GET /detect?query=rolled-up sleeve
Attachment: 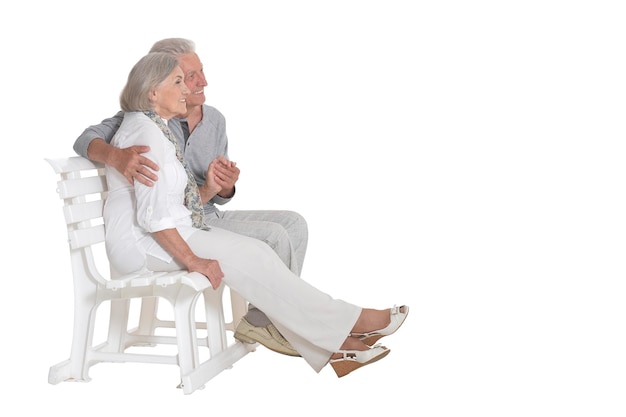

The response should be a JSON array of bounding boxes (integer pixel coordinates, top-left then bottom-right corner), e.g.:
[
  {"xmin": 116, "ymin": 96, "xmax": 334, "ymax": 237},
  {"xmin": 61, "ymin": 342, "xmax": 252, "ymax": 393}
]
[
  {"xmin": 133, "ymin": 125, "xmax": 181, "ymax": 233},
  {"xmin": 73, "ymin": 112, "xmax": 125, "ymax": 158}
]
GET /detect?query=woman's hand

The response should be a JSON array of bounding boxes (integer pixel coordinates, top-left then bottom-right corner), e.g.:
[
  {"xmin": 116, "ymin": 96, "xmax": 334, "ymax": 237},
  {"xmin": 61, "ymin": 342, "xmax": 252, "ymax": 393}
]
[
  {"xmin": 152, "ymin": 229, "xmax": 224, "ymax": 289},
  {"xmin": 187, "ymin": 256, "xmax": 224, "ymax": 289}
]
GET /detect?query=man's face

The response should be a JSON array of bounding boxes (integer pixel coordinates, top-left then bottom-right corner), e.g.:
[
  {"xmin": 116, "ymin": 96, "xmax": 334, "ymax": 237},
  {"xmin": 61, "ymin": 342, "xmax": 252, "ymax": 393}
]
[{"xmin": 178, "ymin": 53, "xmax": 207, "ymax": 108}]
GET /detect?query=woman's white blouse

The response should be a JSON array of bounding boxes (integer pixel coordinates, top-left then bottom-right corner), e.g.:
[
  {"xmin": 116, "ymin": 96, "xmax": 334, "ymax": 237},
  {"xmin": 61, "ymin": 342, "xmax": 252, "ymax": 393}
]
[{"xmin": 103, "ymin": 112, "xmax": 196, "ymax": 275}]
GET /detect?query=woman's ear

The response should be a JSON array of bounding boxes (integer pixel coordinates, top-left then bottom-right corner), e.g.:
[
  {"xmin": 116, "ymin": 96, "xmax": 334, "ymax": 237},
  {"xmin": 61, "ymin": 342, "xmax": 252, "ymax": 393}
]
[{"xmin": 148, "ymin": 89, "xmax": 158, "ymax": 103}]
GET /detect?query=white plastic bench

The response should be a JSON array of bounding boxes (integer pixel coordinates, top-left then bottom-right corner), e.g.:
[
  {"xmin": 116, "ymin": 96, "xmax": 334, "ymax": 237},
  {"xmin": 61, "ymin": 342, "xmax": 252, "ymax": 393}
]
[{"xmin": 46, "ymin": 156, "xmax": 255, "ymax": 394}]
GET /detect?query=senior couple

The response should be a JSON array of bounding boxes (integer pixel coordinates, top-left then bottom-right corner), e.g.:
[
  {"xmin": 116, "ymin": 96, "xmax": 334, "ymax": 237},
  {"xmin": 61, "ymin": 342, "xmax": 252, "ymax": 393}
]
[{"xmin": 73, "ymin": 38, "xmax": 408, "ymax": 377}]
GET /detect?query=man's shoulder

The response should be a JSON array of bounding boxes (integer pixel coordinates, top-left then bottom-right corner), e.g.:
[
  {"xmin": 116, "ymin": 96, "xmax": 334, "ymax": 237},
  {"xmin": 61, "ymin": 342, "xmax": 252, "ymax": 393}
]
[
  {"xmin": 199, "ymin": 105, "xmax": 226, "ymax": 132},
  {"xmin": 202, "ymin": 104, "xmax": 226, "ymax": 123}
]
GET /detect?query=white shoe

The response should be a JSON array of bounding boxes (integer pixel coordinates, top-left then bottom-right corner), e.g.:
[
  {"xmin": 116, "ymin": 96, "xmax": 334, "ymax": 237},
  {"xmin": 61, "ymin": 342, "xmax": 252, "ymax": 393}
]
[{"xmin": 329, "ymin": 344, "xmax": 390, "ymax": 378}]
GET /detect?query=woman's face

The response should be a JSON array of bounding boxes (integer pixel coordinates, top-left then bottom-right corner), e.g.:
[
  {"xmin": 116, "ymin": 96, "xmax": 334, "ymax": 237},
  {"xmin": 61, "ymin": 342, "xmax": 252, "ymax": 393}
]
[{"xmin": 152, "ymin": 66, "xmax": 190, "ymax": 120}]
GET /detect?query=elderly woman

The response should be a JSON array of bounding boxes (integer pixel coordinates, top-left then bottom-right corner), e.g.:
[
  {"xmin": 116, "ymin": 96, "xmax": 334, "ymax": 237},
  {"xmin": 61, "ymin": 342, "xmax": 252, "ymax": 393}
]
[{"xmin": 103, "ymin": 52, "xmax": 408, "ymax": 377}]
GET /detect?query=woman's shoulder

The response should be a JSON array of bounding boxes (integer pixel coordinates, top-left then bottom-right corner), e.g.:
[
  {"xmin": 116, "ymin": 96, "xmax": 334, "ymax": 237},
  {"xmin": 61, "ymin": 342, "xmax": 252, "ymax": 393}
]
[
  {"xmin": 121, "ymin": 111, "xmax": 156, "ymax": 127},
  {"xmin": 115, "ymin": 112, "xmax": 164, "ymax": 146}
]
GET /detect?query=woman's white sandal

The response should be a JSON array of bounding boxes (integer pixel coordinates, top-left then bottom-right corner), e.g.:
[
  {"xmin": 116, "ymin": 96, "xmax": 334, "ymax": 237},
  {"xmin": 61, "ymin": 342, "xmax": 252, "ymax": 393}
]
[
  {"xmin": 329, "ymin": 344, "xmax": 390, "ymax": 378},
  {"xmin": 352, "ymin": 305, "xmax": 409, "ymax": 346}
]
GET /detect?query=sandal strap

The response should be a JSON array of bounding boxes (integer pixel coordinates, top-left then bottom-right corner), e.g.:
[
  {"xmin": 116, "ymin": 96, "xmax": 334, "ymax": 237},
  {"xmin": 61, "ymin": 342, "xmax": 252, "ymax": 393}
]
[
  {"xmin": 390, "ymin": 305, "xmax": 402, "ymax": 315},
  {"xmin": 331, "ymin": 344, "xmax": 384, "ymax": 362}
]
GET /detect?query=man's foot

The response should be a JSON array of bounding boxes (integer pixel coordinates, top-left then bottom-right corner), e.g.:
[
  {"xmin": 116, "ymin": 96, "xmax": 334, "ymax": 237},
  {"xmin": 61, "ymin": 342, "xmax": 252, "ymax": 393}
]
[{"xmin": 234, "ymin": 318, "xmax": 300, "ymax": 357}]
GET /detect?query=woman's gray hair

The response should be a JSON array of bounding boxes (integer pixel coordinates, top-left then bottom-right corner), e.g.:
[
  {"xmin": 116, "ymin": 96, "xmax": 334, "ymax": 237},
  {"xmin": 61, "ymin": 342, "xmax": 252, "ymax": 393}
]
[
  {"xmin": 149, "ymin": 38, "xmax": 196, "ymax": 56},
  {"xmin": 120, "ymin": 52, "xmax": 180, "ymax": 112}
]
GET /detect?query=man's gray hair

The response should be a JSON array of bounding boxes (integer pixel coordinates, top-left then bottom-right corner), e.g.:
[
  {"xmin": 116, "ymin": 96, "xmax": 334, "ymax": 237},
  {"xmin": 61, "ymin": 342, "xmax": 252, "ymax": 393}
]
[{"xmin": 149, "ymin": 38, "xmax": 196, "ymax": 56}]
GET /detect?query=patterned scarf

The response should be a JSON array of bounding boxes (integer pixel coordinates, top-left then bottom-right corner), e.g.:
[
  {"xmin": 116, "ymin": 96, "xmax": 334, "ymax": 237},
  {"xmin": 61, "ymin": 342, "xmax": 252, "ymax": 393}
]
[{"xmin": 142, "ymin": 110, "xmax": 209, "ymax": 231}]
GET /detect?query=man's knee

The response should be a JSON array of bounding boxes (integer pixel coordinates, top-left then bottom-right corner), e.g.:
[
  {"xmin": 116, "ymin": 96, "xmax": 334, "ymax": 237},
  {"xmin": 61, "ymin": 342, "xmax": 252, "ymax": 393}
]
[{"xmin": 284, "ymin": 211, "xmax": 308, "ymax": 235}]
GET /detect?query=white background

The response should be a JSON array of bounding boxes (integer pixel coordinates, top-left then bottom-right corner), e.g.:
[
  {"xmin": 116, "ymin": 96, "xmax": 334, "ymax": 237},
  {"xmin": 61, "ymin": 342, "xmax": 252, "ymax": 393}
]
[{"xmin": 1, "ymin": 1, "xmax": 625, "ymax": 415}]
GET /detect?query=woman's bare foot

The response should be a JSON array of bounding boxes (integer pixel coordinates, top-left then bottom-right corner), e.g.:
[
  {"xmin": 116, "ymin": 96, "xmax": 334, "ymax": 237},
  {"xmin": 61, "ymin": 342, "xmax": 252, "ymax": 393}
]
[
  {"xmin": 350, "ymin": 308, "xmax": 392, "ymax": 335},
  {"xmin": 352, "ymin": 305, "xmax": 409, "ymax": 345}
]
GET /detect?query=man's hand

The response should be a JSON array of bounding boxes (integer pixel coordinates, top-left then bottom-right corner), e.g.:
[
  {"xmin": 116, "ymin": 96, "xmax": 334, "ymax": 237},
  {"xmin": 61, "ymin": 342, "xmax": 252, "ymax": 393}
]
[
  {"xmin": 110, "ymin": 146, "xmax": 159, "ymax": 186},
  {"xmin": 199, "ymin": 156, "xmax": 239, "ymax": 202},
  {"xmin": 86, "ymin": 139, "xmax": 160, "ymax": 186},
  {"xmin": 212, "ymin": 156, "xmax": 239, "ymax": 198},
  {"xmin": 199, "ymin": 162, "xmax": 223, "ymax": 203}
]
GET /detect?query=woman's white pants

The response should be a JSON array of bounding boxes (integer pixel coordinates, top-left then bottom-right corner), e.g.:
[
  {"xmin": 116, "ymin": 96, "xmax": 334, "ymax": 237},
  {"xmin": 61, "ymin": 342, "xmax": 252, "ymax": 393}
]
[{"xmin": 148, "ymin": 226, "xmax": 362, "ymax": 372}]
